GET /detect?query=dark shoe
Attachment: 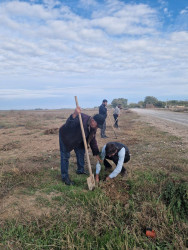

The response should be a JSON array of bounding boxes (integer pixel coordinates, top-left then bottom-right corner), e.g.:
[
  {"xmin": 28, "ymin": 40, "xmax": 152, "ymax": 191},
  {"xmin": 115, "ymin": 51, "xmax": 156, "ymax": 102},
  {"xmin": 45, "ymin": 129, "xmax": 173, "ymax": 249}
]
[
  {"xmin": 101, "ymin": 135, "xmax": 108, "ymax": 138},
  {"xmin": 76, "ymin": 170, "xmax": 89, "ymax": 175},
  {"xmin": 62, "ymin": 177, "xmax": 74, "ymax": 185},
  {"xmin": 120, "ymin": 167, "xmax": 127, "ymax": 177}
]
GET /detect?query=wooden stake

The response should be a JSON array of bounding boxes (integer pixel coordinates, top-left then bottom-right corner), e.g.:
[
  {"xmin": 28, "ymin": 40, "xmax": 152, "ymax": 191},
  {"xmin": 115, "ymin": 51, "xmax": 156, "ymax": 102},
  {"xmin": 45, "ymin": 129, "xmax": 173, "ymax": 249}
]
[{"xmin": 75, "ymin": 96, "xmax": 95, "ymax": 190}]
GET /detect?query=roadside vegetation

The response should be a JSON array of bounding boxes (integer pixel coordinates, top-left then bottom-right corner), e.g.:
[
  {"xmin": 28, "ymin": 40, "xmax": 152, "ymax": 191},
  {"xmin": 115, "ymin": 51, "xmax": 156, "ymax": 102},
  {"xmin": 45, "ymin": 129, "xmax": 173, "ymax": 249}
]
[
  {"xmin": 0, "ymin": 110, "xmax": 187, "ymax": 249},
  {"xmin": 127, "ymin": 96, "xmax": 188, "ymax": 110}
]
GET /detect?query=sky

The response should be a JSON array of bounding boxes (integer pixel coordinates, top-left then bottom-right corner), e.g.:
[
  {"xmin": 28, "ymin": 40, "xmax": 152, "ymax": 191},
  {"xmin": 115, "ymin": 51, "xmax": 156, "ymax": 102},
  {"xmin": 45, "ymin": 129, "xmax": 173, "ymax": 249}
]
[{"xmin": 0, "ymin": 0, "xmax": 188, "ymax": 109}]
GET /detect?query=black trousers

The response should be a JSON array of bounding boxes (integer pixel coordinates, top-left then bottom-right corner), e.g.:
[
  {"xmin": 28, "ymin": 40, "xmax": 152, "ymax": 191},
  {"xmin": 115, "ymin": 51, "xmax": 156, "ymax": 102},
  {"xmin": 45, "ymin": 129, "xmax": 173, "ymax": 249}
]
[
  {"xmin": 100, "ymin": 120, "xmax": 106, "ymax": 137},
  {"xmin": 113, "ymin": 114, "xmax": 118, "ymax": 127}
]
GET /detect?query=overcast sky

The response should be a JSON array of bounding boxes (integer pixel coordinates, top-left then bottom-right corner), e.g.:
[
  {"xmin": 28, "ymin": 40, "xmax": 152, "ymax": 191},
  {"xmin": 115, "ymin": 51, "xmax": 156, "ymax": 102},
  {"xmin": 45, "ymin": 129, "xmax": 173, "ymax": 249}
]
[{"xmin": 0, "ymin": 0, "xmax": 188, "ymax": 109}]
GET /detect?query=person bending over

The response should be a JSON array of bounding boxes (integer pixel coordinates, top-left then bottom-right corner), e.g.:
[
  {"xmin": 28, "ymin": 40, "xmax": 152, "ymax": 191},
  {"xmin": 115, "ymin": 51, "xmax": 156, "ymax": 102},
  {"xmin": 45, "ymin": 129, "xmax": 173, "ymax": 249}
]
[
  {"xmin": 59, "ymin": 107, "xmax": 105, "ymax": 185},
  {"xmin": 95, "ymin": 142, "xmax": 130, "ymax": 182}
]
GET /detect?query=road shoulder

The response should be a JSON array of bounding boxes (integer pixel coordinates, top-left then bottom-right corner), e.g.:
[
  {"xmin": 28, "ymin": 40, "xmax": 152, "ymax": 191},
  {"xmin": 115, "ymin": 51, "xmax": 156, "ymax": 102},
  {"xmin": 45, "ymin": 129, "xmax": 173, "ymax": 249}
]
[{"xmin": 133, "ymin": 110, "xmax": 188, "ymax": 145}]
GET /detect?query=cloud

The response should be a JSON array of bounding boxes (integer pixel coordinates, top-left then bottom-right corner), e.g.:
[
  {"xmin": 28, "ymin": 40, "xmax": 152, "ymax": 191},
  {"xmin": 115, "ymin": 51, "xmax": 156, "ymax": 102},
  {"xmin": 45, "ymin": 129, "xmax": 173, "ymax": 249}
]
[
  {"xmin": 0, "ymin": 86, "xmax": 104, "ymax": 99},
  {"xmin": 43, "ymin": 0, "xmax": 61, "ymax": 9},
  {"xmin": 91, "ymin": 3, "xmax": 158, "ymax": 35},
  {"xmin": 0, "ymin": 0, "xmax": 188, "ymax": 109},
  {"xmin": 79, "ymin": 0, "xmax": 98, "ymax": 8},
  {"xmin": 1, "ymin": 1, "xmax": 54, "ymax": 20},
  {"xmin": 180, "ymin": 7, "xmax": 188, "ymax": 15}
]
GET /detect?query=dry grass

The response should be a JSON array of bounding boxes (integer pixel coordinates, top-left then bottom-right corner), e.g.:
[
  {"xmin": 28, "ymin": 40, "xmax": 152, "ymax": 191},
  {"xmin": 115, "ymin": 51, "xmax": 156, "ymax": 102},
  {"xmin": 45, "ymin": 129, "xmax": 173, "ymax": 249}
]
[
  {"xmin": 0, "ymin": 141, "xmax": 20, "ymax": 151},
  {"xmin": 0, "ymin": 109, "xmax": 187, "ymax": 249}
]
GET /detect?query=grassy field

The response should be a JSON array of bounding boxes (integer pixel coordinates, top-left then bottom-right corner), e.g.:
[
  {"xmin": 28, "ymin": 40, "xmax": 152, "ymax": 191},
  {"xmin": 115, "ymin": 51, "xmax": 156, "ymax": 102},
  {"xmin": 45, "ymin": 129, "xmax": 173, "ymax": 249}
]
[{"xmin": 0, "ymin": 109, "xmax": 187, "ymax": 249}]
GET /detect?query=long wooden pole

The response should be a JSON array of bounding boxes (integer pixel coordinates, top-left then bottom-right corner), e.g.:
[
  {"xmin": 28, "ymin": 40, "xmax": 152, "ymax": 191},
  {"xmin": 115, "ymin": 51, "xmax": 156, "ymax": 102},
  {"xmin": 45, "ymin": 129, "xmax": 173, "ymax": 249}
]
[
  {"xmin": 75, "ymin": 96, "xmax": 93, "ymax": 176},
  {"xmin": 108, "ymin": 109, "xmax": 118, "ymax": 139}
]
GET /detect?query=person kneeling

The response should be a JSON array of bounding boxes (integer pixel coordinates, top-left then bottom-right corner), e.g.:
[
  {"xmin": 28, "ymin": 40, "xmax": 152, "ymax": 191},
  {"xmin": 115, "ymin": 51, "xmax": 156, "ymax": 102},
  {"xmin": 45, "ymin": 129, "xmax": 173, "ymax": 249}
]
[{"xmin": 96, "ymin": 142, "xmax": 130, "ymax": 182}]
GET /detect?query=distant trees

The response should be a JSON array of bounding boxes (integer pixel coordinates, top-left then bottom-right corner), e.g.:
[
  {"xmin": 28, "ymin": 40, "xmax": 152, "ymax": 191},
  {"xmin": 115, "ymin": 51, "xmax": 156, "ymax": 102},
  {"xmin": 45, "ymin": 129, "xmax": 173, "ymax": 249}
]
[
  {"xmin": 128, "ymin": 101, "xmax": 144, "ymax": 108},
  {"xmin": 143, "ymin": 96, "xmax": 165, "ymax": 108},
  {"xmin": 138, "ymin": 101, "xmax": 144, "ymax": 107},
  {"xmin": 112, "ymin": 96, "xmax": 188, "ymax": 109},
  {"xmin": 167, "ymin": 100, "xmax": 188, "ymax": 107},
  {"xmin": 128, "ymin": 103, "xmax": 140, "ymax": 108},
  {"xmin": 155, "ymin": 101, "xmax": 166, "ymax": 108},
  {"xmin": 111, "ymin": 98, "xmax": 128, "ymax": 108},
  {"xmin": 144, "ymin": 96, "xmax": 158, "ymax": 106}
]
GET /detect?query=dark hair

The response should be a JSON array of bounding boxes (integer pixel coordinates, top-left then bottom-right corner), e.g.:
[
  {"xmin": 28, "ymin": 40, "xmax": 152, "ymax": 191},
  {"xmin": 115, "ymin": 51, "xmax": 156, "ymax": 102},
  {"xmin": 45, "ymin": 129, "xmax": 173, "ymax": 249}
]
[
  {"xmin": 105, "ymin": 143, "xmax": 117, "ymax": 156},
  {"xmin": 102, "ymin": 99, "xmax": 108, "ymax": 103},
  {"xmin": 92, "ymin": 114, "xmax": 105, "ymax": 128}
]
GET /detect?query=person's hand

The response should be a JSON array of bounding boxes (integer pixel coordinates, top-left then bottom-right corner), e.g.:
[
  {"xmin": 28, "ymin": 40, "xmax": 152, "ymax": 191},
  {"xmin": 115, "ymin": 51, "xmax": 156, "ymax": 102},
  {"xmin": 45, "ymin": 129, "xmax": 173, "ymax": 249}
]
[
  {"xmin": 72, "ymin": 106, "xmax": 81, "ymax": 118},
  {"xmin": 95, "ymin": 174, "xmax": 99, "ymax": 183},
  {"xmin": 96, "ymin": 155, "xmax": 103, "ymax": 164},
  {"xmin": 106, "ymin": 176, "xmax": 111, "ymax": 181}
]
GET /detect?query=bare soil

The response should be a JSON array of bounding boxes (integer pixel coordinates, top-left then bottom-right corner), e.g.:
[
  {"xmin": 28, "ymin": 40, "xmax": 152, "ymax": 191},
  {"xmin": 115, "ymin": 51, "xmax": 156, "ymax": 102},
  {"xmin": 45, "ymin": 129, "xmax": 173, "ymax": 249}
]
[
  {"xmin": 133, "ymin": 109, "xmax": 188, "ymax": 144},
  {"xmin": 100, "ymin": 178, "xmax": 130, "ymax": 205}
]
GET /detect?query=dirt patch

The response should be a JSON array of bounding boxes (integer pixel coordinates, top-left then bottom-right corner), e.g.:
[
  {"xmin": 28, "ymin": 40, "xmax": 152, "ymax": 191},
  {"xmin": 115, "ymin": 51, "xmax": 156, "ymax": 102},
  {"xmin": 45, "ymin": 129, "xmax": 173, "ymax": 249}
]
[
  {"xmin": 44, "ymin": 128, "xmax": 59, "ymax": 135},
  {"xmin": 100, "ymin": 178, "xmax": 129, "ymax": 205},
  {"xmin": 125, "ymin": 138, "xmax": 139, "ymax": 145},
  {"xmin": 0, "ymin": 141, "xmax": 20, "ymax": 151},
  {"xmin": 0, "ymin": 190, "xmax": 63, "ymax": 220}
]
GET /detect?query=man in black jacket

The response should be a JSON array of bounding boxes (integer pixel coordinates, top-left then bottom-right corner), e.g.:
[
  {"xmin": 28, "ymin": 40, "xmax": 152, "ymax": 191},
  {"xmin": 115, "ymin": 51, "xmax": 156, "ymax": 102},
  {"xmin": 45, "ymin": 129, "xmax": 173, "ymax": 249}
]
[
  {"xmin": 99, "ymin": 99, "xmax": 108, "ymax": 138},
  {"xmin": 59, "ymin": 106, "xmax": 105, "ymax": 185}
]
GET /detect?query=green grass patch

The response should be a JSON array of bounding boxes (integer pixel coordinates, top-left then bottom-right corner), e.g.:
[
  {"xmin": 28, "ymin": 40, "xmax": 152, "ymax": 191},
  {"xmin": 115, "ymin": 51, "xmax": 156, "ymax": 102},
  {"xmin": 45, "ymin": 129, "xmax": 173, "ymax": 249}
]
[
  {"xmin": 161, "ymin": 180, "xmax": 188, "ymax": 220},
  {"xmin": 35, "ymin": 196, "xmax": 51, "ymax": 207}
]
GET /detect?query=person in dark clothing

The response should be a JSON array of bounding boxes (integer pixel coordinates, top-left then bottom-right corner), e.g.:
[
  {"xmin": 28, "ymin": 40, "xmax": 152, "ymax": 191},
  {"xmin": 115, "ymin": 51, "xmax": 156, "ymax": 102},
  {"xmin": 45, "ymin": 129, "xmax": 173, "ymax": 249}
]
[
  {"xmin": 99, "ymin": 99, "xmax": 108, "ymax": 138},
  {"xmin": 95, "ymin": 142, "xmax": 130, "ymax": 182},
  {"xmin": 59, "ymin": 106, "xmax": 105, "ymax": 185}
]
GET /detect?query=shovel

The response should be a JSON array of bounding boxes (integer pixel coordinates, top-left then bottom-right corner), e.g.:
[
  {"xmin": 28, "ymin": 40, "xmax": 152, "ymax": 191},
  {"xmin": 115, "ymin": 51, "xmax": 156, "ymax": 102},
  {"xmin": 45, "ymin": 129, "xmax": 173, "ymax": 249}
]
[
  {"xmin": 75, "ymin": 96, "xmax": 95, "ymax": 190},
  {"xmin": 107, "ymin": 109, "xmax": 118, "ymax": 139}
]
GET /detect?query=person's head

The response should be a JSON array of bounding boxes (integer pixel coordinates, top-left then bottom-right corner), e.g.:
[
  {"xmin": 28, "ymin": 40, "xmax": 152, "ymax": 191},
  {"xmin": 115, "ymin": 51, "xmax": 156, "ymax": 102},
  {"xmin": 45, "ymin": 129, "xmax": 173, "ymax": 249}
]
[
  {"xmin": 105, "ymin": 143, "xmax": 117, "ymax": 157},
  {"xmin": 118, "ymin": 104, "xmax": 121, "ymax": 108},
  {"xmin": 102, "ymin": 99, "xmax": 108, "ymax": 106},
  {"xmin": 91, "ymin": 114, "xmax": 105, "ymax": 129}
]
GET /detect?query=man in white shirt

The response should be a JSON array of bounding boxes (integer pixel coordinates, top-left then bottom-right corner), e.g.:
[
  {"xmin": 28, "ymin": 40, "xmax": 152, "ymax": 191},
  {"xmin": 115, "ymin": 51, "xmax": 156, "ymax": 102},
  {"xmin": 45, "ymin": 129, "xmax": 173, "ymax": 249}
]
[{"xmin": 96, "ymin": 142, "xmax": 130, "ymax": 182}]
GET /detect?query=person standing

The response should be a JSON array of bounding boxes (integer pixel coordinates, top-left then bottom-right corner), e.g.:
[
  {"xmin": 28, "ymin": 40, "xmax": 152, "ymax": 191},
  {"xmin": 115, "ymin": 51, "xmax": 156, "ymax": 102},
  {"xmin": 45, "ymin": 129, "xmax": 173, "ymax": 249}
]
[
  {"xmin": 59, "ymin": 107, "xmax": 105, "ymax": 185},
  {"xmin": 113, "ymin": 104, "xmax": 121, "ymax": 128},
  {"xmin": 95, "ymin": 142, "xmax": 130, "ymax": 182},
  {"xmin": 99, "ymin": 99, "xmax": 108, "ymax": 138}
]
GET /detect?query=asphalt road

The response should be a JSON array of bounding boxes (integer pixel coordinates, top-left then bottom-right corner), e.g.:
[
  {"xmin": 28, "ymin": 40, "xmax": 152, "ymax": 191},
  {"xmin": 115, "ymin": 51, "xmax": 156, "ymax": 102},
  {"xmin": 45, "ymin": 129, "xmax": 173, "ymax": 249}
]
[{"xmin": 132, "ymin": 109, "xmax": 188, "ymax": 127}]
